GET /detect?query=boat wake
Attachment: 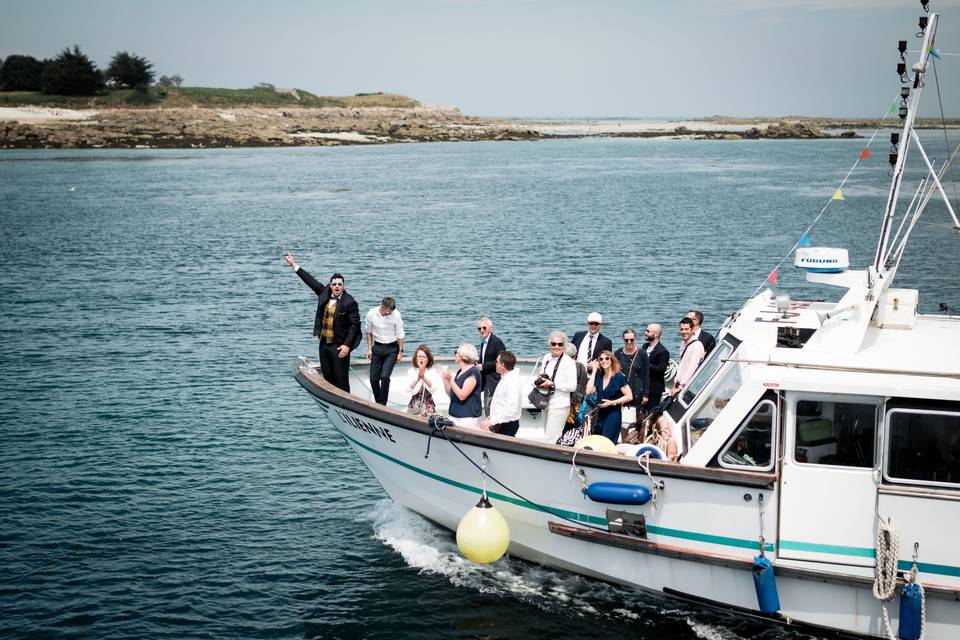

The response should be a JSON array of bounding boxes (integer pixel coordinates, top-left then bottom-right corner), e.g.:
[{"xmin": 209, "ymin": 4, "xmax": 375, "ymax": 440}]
[{"xmin": 364, "ymin": 500, "xmax": 794, "ymax": 639}]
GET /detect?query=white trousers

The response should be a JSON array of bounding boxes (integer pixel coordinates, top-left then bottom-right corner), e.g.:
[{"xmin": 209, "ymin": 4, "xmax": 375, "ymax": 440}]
[{"xmin": 544, "ymin": 406, "xmax": 570, "ymax": 443}]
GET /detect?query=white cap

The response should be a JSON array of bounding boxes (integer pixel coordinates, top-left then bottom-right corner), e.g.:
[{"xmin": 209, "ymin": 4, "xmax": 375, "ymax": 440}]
[{"xmin": 587, "ymin": 312, "xmax": 603, "ymax": 324}]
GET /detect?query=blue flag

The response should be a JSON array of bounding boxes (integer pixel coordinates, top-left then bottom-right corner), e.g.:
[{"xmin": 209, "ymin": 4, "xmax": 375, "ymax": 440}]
[
  {"xmin": 799, "ymin": 232, "xmax": 811, "ymax": 247},
  {"xmin": 930, "ymin": 47, "xmax": 941, "ymax": 60}
]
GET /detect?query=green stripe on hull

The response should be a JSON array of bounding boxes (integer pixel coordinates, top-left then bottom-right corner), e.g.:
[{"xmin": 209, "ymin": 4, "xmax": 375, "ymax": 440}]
[
  {"xmin": 338, "ymin": 429, "xmax": 960, "ymax": 578},
  {"xmin": 340, "ymin": 431, "xmax": 769, "ymax": 550}
]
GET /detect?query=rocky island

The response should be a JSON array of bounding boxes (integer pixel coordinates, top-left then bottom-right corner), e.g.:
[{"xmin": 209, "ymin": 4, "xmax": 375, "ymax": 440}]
[{"xmin": 1, "ymin": 87, "xmax": 956, "ymax": 149}]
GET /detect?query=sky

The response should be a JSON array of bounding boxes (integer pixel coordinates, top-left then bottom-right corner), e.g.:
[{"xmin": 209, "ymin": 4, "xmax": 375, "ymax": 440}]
[{"xmin": 2, "ymin": 0, "xmax": 959, "ymax": 118}]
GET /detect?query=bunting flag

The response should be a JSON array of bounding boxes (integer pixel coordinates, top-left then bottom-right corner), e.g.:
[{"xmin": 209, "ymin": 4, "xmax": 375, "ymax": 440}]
[
  {"xmin": 930, "ymin": 47, "xmax": 941, "ymax": 59},
  {"xmin": 859, "ymin": 148, "xmax": 871, "ymax": 160},
  {"xmin": 888, "ymin": 101, "xmax": 900, "ymax": 115},
  {"xmin": 766, "ymin": 268, "xmax": 779, "ymax": 285},
  {"xmin": 799, "ymin": 232, "xmax": 811, "ymax": 247},
  {"xmin": 832, "ymin": 188, "xmax": 845, "ymax": 201}
]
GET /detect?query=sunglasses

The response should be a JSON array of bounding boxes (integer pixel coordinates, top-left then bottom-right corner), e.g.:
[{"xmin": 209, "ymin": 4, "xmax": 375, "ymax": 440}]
[
  {"xmin": 477, "ymin": 327, "xmax": 486, "ymax": 332},
  {"xmin": 588, "ymin": 322, "xmax": 601, "ymax": 326},
  {"xmin": 549, "ymin": 341, "xmax": 564, "ymax": 347},
  {"xmin": 624, "ymin": 338, "xmax": 635, "ymax": 342},
  {"xmin": 598, "ymin": 356, "xmax": 611, "ymax": 361}
]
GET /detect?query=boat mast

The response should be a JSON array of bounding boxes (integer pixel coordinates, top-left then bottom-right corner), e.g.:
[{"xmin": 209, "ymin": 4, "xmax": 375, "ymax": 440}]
[{"xmin": 873, "ymin": 11, "xmax": 939, "ymax": 274}]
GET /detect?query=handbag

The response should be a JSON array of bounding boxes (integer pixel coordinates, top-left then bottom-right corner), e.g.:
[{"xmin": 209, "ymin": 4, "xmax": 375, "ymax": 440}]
[
  {"xmin": 527, "ymin": 353, "xmax": 563, "ymax": 411},
  {"xmin": 407, "ymin": 379, "xmax": 436, "ymax": 416}
]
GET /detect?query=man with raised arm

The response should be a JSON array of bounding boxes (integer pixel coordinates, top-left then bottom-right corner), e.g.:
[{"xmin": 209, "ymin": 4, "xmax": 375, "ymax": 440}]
[{"xmin": 285, "ymin": 252, "xmax": 361, "ymax": 392}]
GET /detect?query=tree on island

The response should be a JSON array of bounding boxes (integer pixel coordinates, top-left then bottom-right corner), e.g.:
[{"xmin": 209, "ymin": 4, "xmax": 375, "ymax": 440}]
[
  {"xmin": 157, "ymin": 74, "xmax": 183, "ymax": 88},
  {"xmin": 0, "ymin": 54, "xmax": 45, "ymax": 91},
  {"xmin": 107, "ymin": 51, "xmax": 155, "ymax": 90},
  {"xmin": 41, "ymin": 46, "xmax": 104, "ymax": 95}
]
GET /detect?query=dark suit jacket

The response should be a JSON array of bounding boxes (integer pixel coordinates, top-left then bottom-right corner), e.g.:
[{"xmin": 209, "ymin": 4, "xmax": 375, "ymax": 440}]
[
  {"xmin": 571, "ymin": 331, "xmax": 613, "ymax": 360},
  {"xmin": 643, "ymin": 341, "xmax": 670, "ymax": 403},
  {"xmin": 697, "ymin": 330, "xmax": 716, "ymax": 356},
  {"xmin": 296, "ymin": 268, "xmax": 361, "ymax": 350},
  {"xmin": 478, "ymin": 333, "xmax": 506, "ymax": 394}
]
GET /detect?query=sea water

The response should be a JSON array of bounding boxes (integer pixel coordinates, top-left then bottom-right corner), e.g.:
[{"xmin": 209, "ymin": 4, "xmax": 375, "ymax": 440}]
[{"xmin": 1, "ymin": 134, "xmax": 959, "ymax": 639}]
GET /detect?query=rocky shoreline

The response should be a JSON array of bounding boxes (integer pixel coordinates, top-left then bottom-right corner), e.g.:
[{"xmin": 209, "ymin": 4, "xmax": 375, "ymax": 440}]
[{"xmin": 2, "ymin": 104, "xmax": 932, "ymax": 150}]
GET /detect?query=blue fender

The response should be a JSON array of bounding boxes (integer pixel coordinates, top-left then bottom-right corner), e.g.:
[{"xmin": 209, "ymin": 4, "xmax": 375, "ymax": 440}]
[{"xmin": 583, "ymin": 482, "xmax": 651, "ymax": 505}]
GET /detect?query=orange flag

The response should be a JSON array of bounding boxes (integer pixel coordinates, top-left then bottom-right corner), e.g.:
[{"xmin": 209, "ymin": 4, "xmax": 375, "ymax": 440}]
[
  {"xmin": 766, "ymin": 268, "xmax": 779, "ymax": 285},
  {"xmin": 859, "ymin": 148, "xmax": 871, "ymax": 160}
]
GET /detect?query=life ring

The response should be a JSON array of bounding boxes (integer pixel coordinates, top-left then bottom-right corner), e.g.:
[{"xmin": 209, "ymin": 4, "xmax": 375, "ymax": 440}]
[{"xmin": 634, "ymin": 444, "xmax": 665, "ymax": 460}]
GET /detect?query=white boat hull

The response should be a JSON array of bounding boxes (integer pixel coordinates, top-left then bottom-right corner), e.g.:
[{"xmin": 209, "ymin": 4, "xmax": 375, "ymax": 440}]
[{"xmin": 297, "ymin": 361, "xmax": 960, "ymax": 639}]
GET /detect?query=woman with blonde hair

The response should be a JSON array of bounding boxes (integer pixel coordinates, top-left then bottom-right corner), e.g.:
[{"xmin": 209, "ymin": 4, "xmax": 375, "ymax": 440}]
[
  {"xmin": 585, "ymin": 349, "xmax": 633, "ymax": 444},
  {"xmin": 442, "ymin": 342, "xmax": 482, "ymax": 428}
]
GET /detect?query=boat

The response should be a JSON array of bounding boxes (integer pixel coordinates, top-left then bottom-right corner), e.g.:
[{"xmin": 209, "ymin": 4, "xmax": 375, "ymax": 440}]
[{"xmin": 293, "ymin": 5, "xmax": 960, "ymax": 638}]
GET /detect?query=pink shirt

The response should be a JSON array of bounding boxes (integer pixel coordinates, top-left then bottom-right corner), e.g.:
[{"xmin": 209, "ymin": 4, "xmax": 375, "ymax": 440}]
[{"xmin": 675, "ymin": 337, "xmax": 705, "ymax": 388}]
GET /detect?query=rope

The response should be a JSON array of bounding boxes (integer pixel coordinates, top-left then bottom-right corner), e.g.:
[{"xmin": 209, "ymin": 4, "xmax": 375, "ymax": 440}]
[
  {"xmin": 931, "ymin": 57, "xmax": 960, "ymax": 214},
  {"xmin": 421, "ymin": 418, "xmax": 613, "ymax": 533},
  {"xmin": 873, "ymin": 519, "xmax": 900, "ymax": 640},
  {"xmin": 635, "ymin": 452, "xmax": 664, "ymax": 510}
]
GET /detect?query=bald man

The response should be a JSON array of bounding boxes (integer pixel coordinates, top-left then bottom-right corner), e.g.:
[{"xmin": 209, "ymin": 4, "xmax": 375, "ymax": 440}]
[{"xmin": 642, "ymin": 323, "xmax": 671, "ymax": 412}]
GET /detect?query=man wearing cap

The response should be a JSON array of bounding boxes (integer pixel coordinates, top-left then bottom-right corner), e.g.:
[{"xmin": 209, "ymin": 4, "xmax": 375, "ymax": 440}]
[
  {"xmin": 365, "ymin": 297, "xmax": 405, "ymax": 405},
  {"xmin": 572, "ymin": 312, "xmax": 613, "ymax": 370},
  {"xmin": 285, "ymin": 252, "xmax": 361, "ymax": 392}
]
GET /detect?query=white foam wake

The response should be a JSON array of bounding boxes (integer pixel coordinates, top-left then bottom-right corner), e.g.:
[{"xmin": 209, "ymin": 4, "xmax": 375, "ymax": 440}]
[{"xmin": 365, "ymin": 500, "xmax": 683, "ymax": 624}]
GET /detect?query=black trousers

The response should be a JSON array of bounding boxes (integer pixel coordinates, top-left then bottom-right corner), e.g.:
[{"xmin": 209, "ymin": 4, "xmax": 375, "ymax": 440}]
[
  {"xmin": 370, "ymin": 341, "xmax": 399, "ymax": 405},
  {"xmin": 319, "ymin": 341, "xmax": 351, "ymax": 392},
  {"xmin": 490, "ymin": 420, "xmax": 520, "ymax": 437}
]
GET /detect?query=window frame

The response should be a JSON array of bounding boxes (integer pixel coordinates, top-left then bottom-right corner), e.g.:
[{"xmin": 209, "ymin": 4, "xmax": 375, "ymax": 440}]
[
  {"xmin": 717, "ymin": 398, "xmax": 778, "ymax": 472},
  {"xmin": 788, "ymin": 392, "xmax": 882, "ymax": 469},
  {"xmin": 883, "ymin": 408, "xmax": 960, "ymax": 490},
  {"xmin": 677, "ymin": 337, "xmax": 739, "ymax": 410}
]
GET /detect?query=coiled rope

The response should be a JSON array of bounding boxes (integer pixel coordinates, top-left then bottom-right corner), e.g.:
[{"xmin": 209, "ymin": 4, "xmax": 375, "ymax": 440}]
[
  {"xmin": 873, "ymin": 519, "xmax": 900, "ymax": 640},
  {"xmin": 873, "ymin": 520, "xmax": 927, "ymax": 640}
]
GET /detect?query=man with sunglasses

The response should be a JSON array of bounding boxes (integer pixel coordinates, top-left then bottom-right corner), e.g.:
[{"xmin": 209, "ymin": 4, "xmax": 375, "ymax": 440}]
[
  {"xmin": 286, "ymin": 252, "xmax": 361, "ymax": 392},
  {"xmin": 572, "ymin": 312, "xmax": 612, "ymax": 370},
  {"xmin": 476, "ymin": 316, "xmax": 506, "ymax": 417}
]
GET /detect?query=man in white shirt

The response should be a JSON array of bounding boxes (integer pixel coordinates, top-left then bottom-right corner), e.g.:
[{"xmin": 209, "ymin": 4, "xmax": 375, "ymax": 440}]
[
  {"xmin": 365, "ymin": 297, "xmax": 405, "ymax": 405},
  {"xmin": 673, "ymin": 317, "xmax": 705, "ymax": 397},
  {"xmin": 480, "ymin": 351, "xmax": 521, "ymax": 437}
]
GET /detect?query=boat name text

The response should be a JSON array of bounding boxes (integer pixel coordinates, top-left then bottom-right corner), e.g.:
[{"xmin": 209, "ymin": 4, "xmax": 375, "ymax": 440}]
[{"xmin": 337, "ymin": 410, "xmax": 396, "ymax": 443}]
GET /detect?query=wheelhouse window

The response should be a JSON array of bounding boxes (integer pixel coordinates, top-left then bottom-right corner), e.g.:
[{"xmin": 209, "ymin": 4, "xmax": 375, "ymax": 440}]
[
  {"xmin": 885, "ymin": 410, "xmax": 960, "ymax": 487},
  {"xmin": 687, "ymin": 362, "xmax": 742, "ymax": 448},
  {"xmin": 679, "ymin": 339, "xmax": 737, "ymax": 407},
  {"xmin": 719, "ymin": 399, "xmax": 776, "ymax": 471},
  {"xmin": 794, "ymin": 399, "xmax": 877, "ymax": 467}
]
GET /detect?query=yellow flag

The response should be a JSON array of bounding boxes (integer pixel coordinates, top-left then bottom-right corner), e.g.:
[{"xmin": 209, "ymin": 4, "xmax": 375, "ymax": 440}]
[{"xmin": 832, "ymin": 189, "xmax": 845, "ymax": 201}]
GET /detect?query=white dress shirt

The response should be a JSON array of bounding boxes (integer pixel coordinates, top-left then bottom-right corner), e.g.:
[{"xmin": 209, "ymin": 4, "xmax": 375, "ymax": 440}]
[
  {"xmin": 488, "ymin": 368, "xmax": 521, "ymax": 425},
  {"xmin": 365, "ymin": 307, "xmax": 405, "ymax": 344},
  {"xmin": 577, "ymin": 332, "xmax": 599, "ymax": 364}
]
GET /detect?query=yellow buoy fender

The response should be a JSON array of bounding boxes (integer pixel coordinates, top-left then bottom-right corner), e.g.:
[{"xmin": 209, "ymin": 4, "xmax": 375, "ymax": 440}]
[
  {"xmin": 456, "ymin": 495, "xmax": 510, "ymax": 564},
  {"xmin": 574, "ymin": 434, "xmax": 618, "ymax": 454}
]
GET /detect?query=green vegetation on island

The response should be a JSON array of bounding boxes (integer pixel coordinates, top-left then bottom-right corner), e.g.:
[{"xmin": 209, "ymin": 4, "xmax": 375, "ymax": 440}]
[{"xmin": 0, "ymin": 46, "xmax": 419, "ymax": 109}]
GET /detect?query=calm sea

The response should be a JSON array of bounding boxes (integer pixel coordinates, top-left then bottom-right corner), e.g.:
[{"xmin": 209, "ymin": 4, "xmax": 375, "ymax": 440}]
[{"xmin": 2, "ymin": 133, "xmax": 959, "ymax": 639}]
